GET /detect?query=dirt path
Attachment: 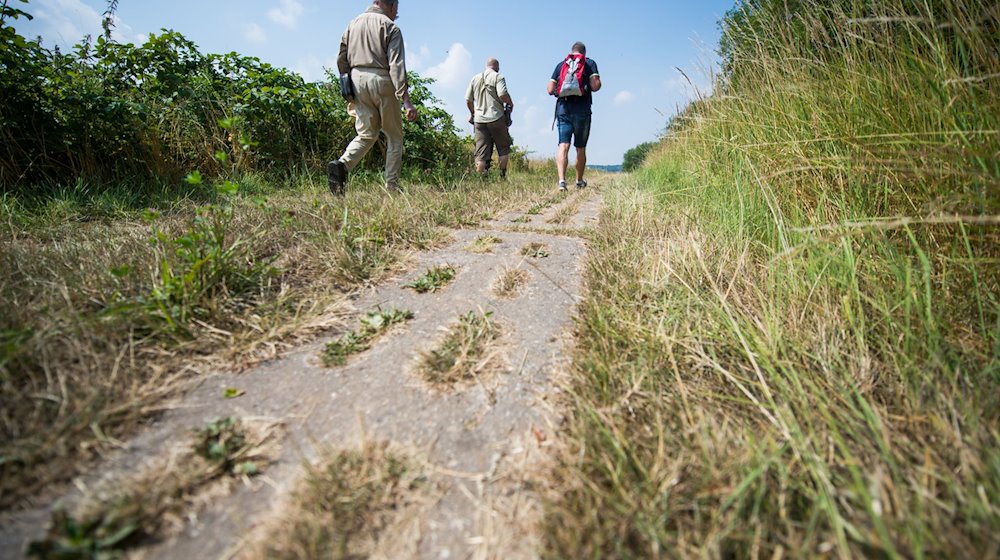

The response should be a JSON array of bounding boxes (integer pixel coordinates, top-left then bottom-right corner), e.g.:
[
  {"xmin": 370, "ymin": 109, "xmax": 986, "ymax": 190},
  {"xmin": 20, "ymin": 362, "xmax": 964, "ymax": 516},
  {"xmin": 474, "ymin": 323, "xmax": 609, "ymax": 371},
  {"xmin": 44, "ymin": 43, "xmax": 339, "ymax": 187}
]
[{"xmin": 1, "ymin": 184, "xmax": 601, "ymax": 560}]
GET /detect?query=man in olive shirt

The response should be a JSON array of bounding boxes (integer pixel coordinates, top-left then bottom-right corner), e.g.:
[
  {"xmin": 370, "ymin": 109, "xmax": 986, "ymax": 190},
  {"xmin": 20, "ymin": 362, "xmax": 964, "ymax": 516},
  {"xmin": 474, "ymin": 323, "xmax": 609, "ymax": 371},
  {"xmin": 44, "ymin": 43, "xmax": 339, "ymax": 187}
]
[
  {"xmin": 328, "ymin": 0, "xmax": 418, "ymax": 195},
  {"xmin": 465, "ymin": 58, "xmax": 514, "ymax": 179}
]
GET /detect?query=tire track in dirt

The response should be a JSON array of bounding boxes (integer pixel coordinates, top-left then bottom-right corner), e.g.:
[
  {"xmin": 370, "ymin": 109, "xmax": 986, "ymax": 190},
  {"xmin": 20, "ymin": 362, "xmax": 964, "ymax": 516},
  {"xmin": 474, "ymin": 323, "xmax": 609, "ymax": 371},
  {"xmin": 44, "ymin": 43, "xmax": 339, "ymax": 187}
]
[{"xmin": 0, "ymin": 184, "xmax": 601, "ymax": 560}]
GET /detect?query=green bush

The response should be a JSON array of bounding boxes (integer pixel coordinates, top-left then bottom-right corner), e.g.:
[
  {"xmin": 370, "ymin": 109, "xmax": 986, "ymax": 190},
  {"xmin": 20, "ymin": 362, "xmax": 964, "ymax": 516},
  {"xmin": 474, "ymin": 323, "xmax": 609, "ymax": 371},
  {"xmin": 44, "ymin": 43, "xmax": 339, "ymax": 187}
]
[
  {"xmin": 622, "ymin": 141, "xmax": 658, "ymax": 172},
  {"xmin": 1, "ymin": 1, "xmax": 469, "ymax": 192}
]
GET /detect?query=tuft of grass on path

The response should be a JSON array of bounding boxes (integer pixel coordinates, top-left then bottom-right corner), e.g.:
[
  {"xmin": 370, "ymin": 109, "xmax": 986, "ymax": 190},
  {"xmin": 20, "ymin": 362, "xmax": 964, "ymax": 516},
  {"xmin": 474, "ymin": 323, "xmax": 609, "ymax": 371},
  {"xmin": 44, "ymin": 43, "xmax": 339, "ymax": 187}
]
[
  {"xmin": 402, "ymin": 264, "xmax": 457, "ymax": 294},
  {"xmin": 28, "ymin": 417, "xmax": 280, "ymax": 559},
  {"xmin": 466, "ymin": 235, "xmax": 503, "ymax": 254},
  {"xmin": 492, "ymin": 267, "xmax": 531, "ymax": 299},
  {"xmin": 418, "ymin": 310, "xmax": 501, "ymax": 387},
  {"xmin": 322, "ymin": 308, "xmax": 414, "ymax": 367},
  {"xmin": 258, "ymin": 442, "xmax": 425, "ymax": 560},
  {"xmin": 520, "ymin": 242, "xmax": 550, "ymax": 259}
]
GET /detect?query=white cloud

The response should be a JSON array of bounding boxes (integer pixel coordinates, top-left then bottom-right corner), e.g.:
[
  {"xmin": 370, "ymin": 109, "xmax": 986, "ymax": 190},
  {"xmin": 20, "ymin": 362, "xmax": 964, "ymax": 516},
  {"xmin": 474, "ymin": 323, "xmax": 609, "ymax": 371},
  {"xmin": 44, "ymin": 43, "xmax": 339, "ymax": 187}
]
[
  {"xmin": 614, "ymin": 91, "xmax": 635, "ymax": 105},
  {"xmin": 267, "ymin": 0, "xmax": 304, "ymax": 29},
  {"xmin": 244, "ymin": 23, "xmax": 267, "ymax": 44},
  {"xmin": 406, "ymin": 44, "xmax": 431, "ymax": 72},
  {"xmin": 424, "ymin": 43, "xmax": 472, "ymax": 89},
  {"xmin": 293, "ymin": 55, "xmax": 338, "ymax": 83},
  {"xmin": 29, "ymin": 0, "xmax": 138, "ymax": 47}
]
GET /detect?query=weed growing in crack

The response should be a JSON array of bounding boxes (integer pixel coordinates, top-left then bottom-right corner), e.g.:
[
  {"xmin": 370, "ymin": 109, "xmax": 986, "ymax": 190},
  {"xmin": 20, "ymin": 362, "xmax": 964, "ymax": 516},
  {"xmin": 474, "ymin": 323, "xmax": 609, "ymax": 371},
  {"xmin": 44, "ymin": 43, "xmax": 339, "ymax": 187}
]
[
  {"xmin": 510, "ymin": 215, "xmax": 532, "ymax": 224},
  {"xmin": 493, "ymin": 267, "xmax": 531, "ymax": 299},
  {"xmin": 403, "ymin": 265, "xmax": 456, "ymax": 294},
  {"xmin": 466, "ymin": 235, "xmax": 503, "ymax": 254},
  {"xmin": 258, "ymin": 442, "xmax": 425, "ymax": 559},
  {"xmin": 418, "ymin": 311, "xmax": 500, "ymax": 386},
  {"xmin": 521, "ymin": 243, "xmax": 550, "ymax": 258},
  {"xmin": 194, "ymin": 416, "xmax": 260, "ymax": 475},
  {"xmin": 322, "ymin": 308, "xmax": 414, "ymax": 367},
  {"xmin": 28, "ymin": 418, "xmax": 278, "ymax": 559}
]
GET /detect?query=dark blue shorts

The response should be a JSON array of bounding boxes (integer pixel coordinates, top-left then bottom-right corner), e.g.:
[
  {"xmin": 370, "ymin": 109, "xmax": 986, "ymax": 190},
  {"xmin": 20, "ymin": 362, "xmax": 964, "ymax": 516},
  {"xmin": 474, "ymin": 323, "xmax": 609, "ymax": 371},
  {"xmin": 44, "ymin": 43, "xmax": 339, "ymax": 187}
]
[{"xmin": 557, "ymin": 113, "xmax": 592, "ymax": 148}]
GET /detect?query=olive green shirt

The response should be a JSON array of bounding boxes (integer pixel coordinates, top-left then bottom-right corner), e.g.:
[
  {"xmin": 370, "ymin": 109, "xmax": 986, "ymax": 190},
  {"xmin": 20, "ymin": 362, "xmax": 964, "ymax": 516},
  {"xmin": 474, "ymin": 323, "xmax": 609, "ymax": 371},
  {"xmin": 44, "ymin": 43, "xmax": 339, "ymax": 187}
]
[
  {"xmin": 465, "ymin": 68, "xmax": 509, "ymax": 124},
  {"xmin": 337, "ymin": 6, "xmax": 408, "ymax": 100}
]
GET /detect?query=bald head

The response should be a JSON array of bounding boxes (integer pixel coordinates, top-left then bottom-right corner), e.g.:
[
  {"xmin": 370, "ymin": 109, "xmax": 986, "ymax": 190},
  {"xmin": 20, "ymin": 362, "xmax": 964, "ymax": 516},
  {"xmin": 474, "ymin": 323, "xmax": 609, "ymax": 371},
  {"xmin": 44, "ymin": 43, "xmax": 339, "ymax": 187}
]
[{"xmin": 486, "ymin": 57, "xmax": 499, "ymax": 72}]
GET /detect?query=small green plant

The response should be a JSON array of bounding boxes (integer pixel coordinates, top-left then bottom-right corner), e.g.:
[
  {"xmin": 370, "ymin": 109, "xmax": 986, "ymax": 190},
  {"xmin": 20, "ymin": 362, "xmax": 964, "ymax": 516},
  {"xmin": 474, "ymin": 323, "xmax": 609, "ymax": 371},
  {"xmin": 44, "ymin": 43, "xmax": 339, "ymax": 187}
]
[
  {"xmin": 403, "ymin": 265, "xmax": 456, "ymax": 294},
  {"xmin": 510, "ymin": 215, "xmax": 532, "ymax": 224},
  {"xmin": 322, "ymin": 308, "xmax": 414, "ymax": 367},
  {"xmin": 126, "ymin": 177, "xmax": 276, "ymax": 337},
  {"xmin": 418, "ymin": 310, "xmax": 500, "ymax": 386},
  {"xmin": 193, "ymin": 417, "xmax": 251, "ymax": 472},
  {"xmin": 27, "ymin": 507, "xmax": 140, "ymax": 559},
  {"xmin": 527, "ymin": 203, "xmax": 546, "ymax": 215},
  {"xmin": 466, "ymin": 235, "xmax": 503, "ymax": 254},
  {"xmin": 520, "ymin": 242, "xmax": 550, "ymax": 258},
  {"xmin": 28, "ymin": 417, "xmax": 273, "ymax": 558}
]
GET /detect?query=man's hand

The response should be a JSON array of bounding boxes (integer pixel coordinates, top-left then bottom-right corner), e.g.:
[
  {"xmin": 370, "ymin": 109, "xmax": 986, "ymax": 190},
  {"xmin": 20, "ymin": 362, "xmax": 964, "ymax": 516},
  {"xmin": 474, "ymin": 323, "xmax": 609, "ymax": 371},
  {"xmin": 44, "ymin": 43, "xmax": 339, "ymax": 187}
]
[{"xmin": 404, "ymin": 101, "xmax": 418, "ymax": 122}]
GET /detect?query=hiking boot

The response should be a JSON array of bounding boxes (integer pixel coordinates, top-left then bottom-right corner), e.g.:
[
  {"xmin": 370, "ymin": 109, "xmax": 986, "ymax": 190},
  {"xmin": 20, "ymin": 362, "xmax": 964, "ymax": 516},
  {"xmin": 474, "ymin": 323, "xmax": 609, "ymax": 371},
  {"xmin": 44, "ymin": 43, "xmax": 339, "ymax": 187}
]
[
  {"xmin": 558, "ymin": 180, "xmax": 568, "ymax": 191},
  {"xmin": 499, "ymin": 168, "xmax": 507, "ymax": 180},
  {"xmin": 384, "ymin": 182, "xmax": 404, "ymax": 194},
  {"xmin": 576, "ymin": 179, "xmax": 588, "ymax": 189},
  {"xmin": 327, "ymin": 160, "xmax": 347, "ymax": 195}
]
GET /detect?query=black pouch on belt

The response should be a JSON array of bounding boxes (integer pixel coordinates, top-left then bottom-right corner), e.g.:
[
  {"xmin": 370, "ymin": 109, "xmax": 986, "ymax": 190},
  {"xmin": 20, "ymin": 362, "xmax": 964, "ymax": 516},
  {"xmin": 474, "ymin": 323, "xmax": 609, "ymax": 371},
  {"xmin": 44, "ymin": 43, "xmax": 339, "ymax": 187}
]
[{"xmin": 339, "ymin": 73, "xmax": 355, "ymax": 101}]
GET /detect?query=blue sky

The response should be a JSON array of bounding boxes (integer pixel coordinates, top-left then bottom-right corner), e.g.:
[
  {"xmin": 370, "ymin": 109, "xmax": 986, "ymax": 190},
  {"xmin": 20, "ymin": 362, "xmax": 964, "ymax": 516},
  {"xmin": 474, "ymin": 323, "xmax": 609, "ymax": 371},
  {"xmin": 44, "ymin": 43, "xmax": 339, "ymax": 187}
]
[{"xmin": 13, "ymin": 0, "xmax": 735, "ymax": 165}]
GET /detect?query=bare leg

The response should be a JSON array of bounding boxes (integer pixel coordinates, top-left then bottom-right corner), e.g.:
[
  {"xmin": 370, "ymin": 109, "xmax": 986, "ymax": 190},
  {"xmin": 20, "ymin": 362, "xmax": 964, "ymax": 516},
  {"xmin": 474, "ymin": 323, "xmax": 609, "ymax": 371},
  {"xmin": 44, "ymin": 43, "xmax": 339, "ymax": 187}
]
[
  {"xmin": 556, "ymin": 143, "xmax": 571, "ymax": 182},
  {"xmin": 575, "ymin": 147, "xmax": 587, "ymax": 183}
]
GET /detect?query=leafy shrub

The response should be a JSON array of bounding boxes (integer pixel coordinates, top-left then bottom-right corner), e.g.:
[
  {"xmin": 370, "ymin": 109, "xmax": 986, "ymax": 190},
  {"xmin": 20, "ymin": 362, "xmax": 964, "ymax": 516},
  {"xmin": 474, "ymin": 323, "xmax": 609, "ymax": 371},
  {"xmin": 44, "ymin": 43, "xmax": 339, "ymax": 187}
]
[
  {"xmin": 1, "ymin": 1, "xmax": 470, "ymax": 192},
  {"xmin": 622, "ymin": 141, "xmax": 657, "ymax": 172}
]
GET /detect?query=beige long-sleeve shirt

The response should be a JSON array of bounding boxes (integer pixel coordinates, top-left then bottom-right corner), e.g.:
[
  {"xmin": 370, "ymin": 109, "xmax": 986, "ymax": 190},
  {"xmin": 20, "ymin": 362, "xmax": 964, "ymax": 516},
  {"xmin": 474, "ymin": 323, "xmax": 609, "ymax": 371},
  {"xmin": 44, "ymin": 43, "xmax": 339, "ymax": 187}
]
[
  {"xmin": 465, "ymin": 69, "xmax": 510, "ymax": 124},
  {"xmin": 337, "ymin": 6, "xmax": 408, "ymax": 100}
]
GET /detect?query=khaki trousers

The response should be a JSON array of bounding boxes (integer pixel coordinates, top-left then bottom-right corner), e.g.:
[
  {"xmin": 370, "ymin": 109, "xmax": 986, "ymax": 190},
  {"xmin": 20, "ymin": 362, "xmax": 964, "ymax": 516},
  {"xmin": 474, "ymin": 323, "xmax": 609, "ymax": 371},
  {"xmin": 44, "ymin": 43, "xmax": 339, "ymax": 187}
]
[{"xmin": 339, "ymin": 68, "xmax": 404, "ymax": 185}]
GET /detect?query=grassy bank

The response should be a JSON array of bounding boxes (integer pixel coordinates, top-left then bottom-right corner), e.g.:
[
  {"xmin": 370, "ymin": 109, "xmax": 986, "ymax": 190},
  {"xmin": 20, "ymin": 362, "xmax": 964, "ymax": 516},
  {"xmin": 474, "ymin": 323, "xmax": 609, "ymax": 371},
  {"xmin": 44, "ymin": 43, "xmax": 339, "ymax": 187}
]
[
  {"xmin": 546, "ymin": 0, "xmax": 998, "ymax": 557},
  {"xmin": 0, "ymin": 168, "xmax": 555, "ymax": 511}
]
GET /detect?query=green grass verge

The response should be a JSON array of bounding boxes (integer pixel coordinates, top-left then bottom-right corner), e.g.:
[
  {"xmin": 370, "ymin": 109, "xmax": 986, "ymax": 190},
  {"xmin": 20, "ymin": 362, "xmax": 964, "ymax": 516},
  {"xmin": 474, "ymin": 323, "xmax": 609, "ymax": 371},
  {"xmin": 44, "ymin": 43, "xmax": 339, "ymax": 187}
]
[{"xmin": 544, "ymin": 1, "xmax": 999, "ymax": 557}]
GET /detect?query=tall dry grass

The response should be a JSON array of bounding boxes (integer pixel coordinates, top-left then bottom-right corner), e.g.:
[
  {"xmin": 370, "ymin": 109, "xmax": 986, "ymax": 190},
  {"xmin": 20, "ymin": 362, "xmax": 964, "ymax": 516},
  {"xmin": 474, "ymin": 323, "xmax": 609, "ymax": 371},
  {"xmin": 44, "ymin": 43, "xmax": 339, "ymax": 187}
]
[{"xmin": 545, "ymin": 0, "xmax": 999, "ymax": 558}]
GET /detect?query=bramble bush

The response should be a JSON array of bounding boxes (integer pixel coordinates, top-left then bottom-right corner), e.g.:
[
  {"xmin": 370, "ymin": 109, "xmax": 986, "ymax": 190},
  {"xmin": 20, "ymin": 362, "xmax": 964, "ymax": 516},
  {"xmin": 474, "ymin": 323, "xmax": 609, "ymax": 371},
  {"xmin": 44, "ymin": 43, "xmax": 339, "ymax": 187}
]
[{"xmin": 0, "ymin": 0, "xmax": 468, "ymax": 192}]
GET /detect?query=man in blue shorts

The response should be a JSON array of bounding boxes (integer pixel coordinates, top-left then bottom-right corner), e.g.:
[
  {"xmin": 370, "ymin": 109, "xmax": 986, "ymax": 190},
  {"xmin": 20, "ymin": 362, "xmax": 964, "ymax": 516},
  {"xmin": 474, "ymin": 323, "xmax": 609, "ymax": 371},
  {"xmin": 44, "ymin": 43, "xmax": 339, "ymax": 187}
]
[{"xmin": 547, "ymin": 41, "xmax": 602, "ymax": 191}]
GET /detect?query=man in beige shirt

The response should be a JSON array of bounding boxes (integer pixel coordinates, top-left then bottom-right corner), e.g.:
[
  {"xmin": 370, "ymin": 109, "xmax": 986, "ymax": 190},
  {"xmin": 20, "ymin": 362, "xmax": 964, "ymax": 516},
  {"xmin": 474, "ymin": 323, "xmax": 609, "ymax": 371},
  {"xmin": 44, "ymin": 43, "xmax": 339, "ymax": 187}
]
[
  {"xmin": 465, "ymin": 58, "xmax": 514, "ymax": 179},
  {"xmin": 328, "ymin": 0, "xmax": 418, "ymax": 195}
]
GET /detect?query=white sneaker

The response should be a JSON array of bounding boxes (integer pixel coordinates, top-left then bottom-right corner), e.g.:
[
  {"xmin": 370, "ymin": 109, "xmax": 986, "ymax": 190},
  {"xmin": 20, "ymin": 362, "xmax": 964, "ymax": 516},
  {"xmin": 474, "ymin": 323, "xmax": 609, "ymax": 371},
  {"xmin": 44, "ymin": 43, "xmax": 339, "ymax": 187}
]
[{"xmin": 558, "ymin": 180, "xmax": 567, "ymax": 191}]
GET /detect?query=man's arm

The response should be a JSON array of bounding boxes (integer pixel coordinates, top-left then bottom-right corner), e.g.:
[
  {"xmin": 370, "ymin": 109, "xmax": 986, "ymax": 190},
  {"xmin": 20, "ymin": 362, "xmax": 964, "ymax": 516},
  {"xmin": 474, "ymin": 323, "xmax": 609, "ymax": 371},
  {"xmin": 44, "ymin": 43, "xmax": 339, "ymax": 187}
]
[
  {"xmin": 590, "ymin": 74, "xmax": 602, "ymax": 92},
  {"xmin": 496, "ymin": 75, "xmax": 513, "ymax": 111},
  {"xmin": 466, "ymin": 99, "xmax": 475, "ymax": 124},
  {"xmin": 386, "ymin": 26, "xmax": 408, "ymax": 100},
  {"xmin": 547, "ymin": 62, "xmax": 561, "ymax": 96},
  {"xmin": 337, "ymin": 28, "xmax": 350, "ymax": 75},
  {"xmin": 588, "ymin": 60, "xmax": 601, "ymax": 92}
]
